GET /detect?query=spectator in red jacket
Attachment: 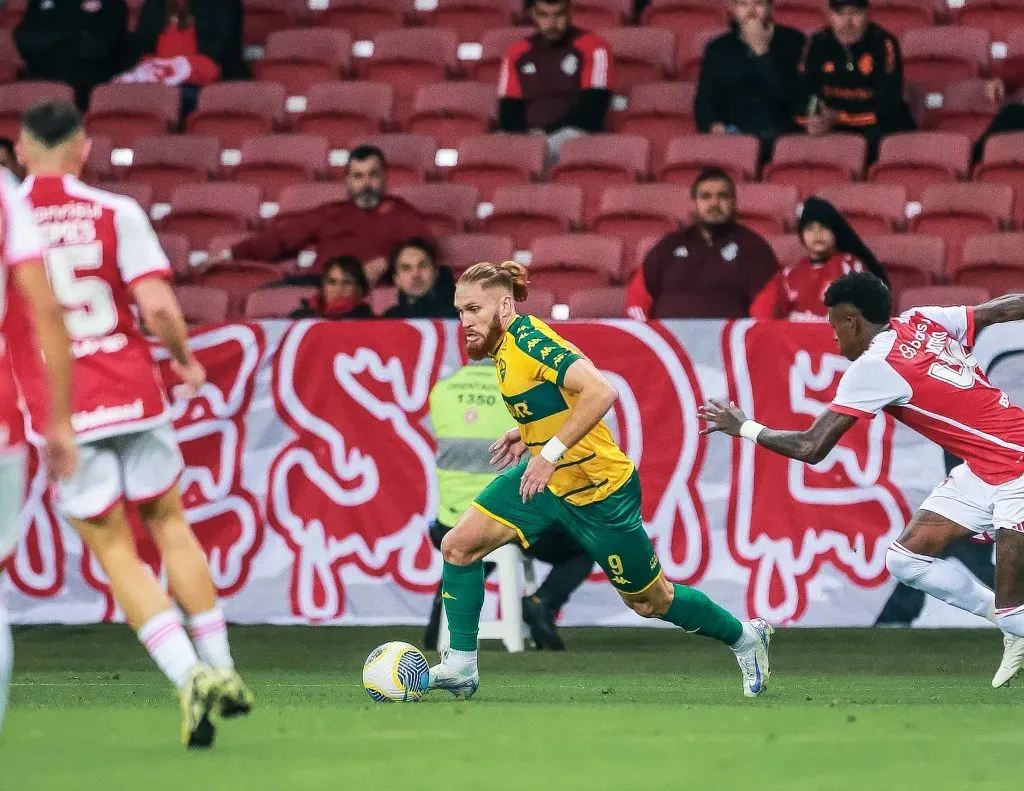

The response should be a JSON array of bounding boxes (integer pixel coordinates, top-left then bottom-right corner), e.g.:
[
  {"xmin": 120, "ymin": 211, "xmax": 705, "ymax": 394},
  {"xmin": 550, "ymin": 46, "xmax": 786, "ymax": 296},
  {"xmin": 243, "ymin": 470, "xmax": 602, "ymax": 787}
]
[
  {"xmin": 290, "ymin": 256, "xmax": 374, "ymax": 320},
  {"xmin": 625, "ymin": 168, "xmax": 779, "ymax": 320},
  {"xmin": 209, "ymin": 145, "xmax": 434, "ymax": 285},
  {"xmin": 750, "ymin": 196, "xmax": 888, "ymax": 320},
  {"xmin": 498, "ymin": 0, "xmax": 614, "ymax": 165}
]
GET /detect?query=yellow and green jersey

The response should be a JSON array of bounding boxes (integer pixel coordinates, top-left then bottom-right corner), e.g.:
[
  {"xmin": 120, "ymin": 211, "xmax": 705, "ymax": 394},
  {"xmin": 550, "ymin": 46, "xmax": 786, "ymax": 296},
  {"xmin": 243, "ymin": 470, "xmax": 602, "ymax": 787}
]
[{"xmin": 492, "ymin": 314, "xmax": 635, "ymax": 506}]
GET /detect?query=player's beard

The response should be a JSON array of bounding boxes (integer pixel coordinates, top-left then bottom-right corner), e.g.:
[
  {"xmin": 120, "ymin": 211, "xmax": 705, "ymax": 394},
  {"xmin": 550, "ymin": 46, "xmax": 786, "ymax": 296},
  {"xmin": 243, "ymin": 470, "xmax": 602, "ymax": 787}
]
[{"xmin": 465, "ymin": 315, "xmax": 504, "ymax": 360}]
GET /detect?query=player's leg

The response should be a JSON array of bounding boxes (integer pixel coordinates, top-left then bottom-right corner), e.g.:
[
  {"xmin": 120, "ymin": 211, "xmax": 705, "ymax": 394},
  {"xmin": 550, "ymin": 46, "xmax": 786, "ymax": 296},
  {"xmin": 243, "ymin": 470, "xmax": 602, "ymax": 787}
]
[
  {"xmin": 990, "ymin": 483, "xmax": 1024, "ymax": 686},
  {"xmin": 521, "ymin": 525, "xmax": 593, "ymax": 650},
  {"xmin": 58, "ymin": 441, "xmax": 220, "ymax": 748},
  {"xmin": 0, "ymin": 448, "xmax": 26, "ymax": 731},
  {"xmin": 125, "ymin": 425, "xmax": 252, "ymax": 717}
]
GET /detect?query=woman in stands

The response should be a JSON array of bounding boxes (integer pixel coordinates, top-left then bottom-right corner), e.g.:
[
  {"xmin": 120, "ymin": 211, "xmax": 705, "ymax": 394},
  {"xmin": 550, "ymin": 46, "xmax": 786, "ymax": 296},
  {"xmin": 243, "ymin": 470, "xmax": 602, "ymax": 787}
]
[
  {"xmin": 750, "ymin": 196, "xmax": 888, "ymax": 321},
  {"xmin": 291, "ymin": 256, "xmax": 374, "ymax": 320}
]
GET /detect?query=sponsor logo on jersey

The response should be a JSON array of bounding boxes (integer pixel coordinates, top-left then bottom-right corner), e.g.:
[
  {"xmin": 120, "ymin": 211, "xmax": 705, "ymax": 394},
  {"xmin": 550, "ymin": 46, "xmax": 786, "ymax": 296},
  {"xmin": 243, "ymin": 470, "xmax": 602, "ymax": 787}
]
[
  {"xmin": 561, "ymin": 54, "xmax": 578, "ymax": 75},
  {"xmin": 522, "ymin": 62, "xmax": 537, "ymax": 75},
  {"xmin": 673, "ymin": 246, "xmax": 688, "ymax": 258},
  {"xmin": 72, "ymin": 399, "xmax": 145, "ymax": 432},
  {"xmin": 721, "ymin": 242, "xmax": 739, "ymax": 262}
]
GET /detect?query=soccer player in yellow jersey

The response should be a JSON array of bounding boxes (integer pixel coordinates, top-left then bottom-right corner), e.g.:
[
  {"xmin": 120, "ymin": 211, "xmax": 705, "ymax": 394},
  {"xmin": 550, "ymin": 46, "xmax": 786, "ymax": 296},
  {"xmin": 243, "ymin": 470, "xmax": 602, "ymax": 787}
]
[{"xmin": 429, "ymin": 261, "xmax": 774, "ymax": 699}]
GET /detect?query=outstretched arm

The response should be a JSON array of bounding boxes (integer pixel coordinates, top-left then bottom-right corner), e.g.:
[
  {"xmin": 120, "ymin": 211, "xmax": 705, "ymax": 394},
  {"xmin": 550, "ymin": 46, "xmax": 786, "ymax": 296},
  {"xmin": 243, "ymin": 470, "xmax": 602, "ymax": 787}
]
[
  {"xmin": 698, "ymin": 399, "xmax": 857, "ymax": 465},
  {"xmin": 974, "ymin": 294, "xmax": 1024, "ymax": 334}
]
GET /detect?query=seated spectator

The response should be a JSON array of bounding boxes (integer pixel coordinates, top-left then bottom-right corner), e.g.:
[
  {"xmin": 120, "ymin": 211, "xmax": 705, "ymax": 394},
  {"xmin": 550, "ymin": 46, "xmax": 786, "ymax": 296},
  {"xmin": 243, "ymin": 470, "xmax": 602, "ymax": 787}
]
[
  {"xmin": 118, "ymin": 0, "xmax": 248, "ymax": 117},
  {"xmin": 750, "ymin": 196, "xmax": 888, "ymax": 321},
  {"xmin": 498, "ymin": 0, "xmax": 614, "ymax": 165},
  {"xmin": 211, "ymin": 145, "xmax": 433, "ymax": 285},
  {"xmin": 384, "ymin": 239, "xmax": 458, "ymax": 319},
  {"xmin": 15, "ymin": 0, "xmax": 132, "ymax": 109},
  {"xmin": 290, "ymin": 256, "xmax": 374, "ymax": 320},
  {"xmin": 696, "ymin": 0, "xmax": 805, "ymax": 159},
  {"xmin": 973, "ymin": 75, "xmax": 1024, "ymax": 162},
  {"xmin": 625, "ymin": 168, "xmax": 779, "ymax": 320},
  {"xmin": 0, "ymin": 138, "xmax": 25, "ymax": 182},
  {"xmin": 797, "ymin": 0, "xmax": 914, "ymax": 158}
]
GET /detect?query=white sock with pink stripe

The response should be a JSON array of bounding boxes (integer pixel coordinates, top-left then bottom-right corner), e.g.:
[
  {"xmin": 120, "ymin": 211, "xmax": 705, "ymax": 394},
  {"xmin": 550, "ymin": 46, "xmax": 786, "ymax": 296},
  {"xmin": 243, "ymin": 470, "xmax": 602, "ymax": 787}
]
[
  {"xmin": 188, "ymin": 606, "xmax": 234, "ymax": 670},
  {"xmin": 996, "ymin": 604, "xmax": 1024, "ymax": 638},
  {"xmin": 137, "ymin": 610, "xmax": 200, "ymax": 689},
  {"xmin": 886, "ymin": 542, "xmax": 996, "ymax": 622}
]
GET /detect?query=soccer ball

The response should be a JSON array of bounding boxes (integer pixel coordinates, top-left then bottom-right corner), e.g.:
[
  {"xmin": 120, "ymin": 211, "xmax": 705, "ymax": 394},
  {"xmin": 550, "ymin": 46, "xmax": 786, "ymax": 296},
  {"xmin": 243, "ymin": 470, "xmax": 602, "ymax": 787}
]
[{"xmin": 362, "ymin": 641, "xmax": 430, "ymax": 702}]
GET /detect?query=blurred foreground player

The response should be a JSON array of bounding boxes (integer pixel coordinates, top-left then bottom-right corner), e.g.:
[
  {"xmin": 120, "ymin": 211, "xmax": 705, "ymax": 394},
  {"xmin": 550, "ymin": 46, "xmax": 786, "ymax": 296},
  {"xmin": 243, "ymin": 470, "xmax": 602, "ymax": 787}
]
[
  {"xmin": 429, "ymin": 261, "xmax": 773, "ymax": 700},
  {"xmin": 12, "ymin": 100, "xmax": 253, "ymax": 747},
  {"xmin": 0, "ymin": 173, "xmax": 76, "ymax": 731},
  {"xmin": 700, "ymin": 273, "xmax": 1024, "ymax": 688}
]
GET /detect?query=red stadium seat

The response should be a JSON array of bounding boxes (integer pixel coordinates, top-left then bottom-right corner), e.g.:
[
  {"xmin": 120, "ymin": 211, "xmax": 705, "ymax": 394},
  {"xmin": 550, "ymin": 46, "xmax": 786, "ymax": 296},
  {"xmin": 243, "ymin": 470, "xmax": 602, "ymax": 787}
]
[
  {"xmin": 362, "ymin": 29, "xmax": 460, "ymax": 109},
  {"xmin": 912, "ymin": 183, "xmax": 1013, "ymax": 270},
  {"xmin": 863, "ymin": 233, "xmax": 946, "ymax": 294},
  {"xmin": 438, "ymin": 232, "xmax": 515, "ymax": 273},
  {"xmin": 767, "ymin": 234, "xmax": 805, "ymax": 269},
  {"xmin": 567, "ymin": 286, "xmax": 627, "ymax": 318},
  {"xmin": 528, "ymin": 234, "xmax": 622, "ymax": 300},
  {"xmin": 393, "ymin": 183, "xmax": 481, "ymax": 235},
  {"xmin": 953, "ymin": 233, "xmax": 1024, "ymax": 295},
  {"xmin": 407, "ymin": 82, "xmax": 495, "ymax": 150},
  {"xmin": 572, "ymin": 0, "xmax": 632, "ymax": 31},
  {"xmin": 868, "ymin": 132, "xmax": 972, "ymax": 199},
  {"xmin": 627, "ymin": 234, "xmax": 663, "ymax": 279},
  {"xmin": 423, "ymin": 0, "xmax": 517, "ymax": 42},
  {"xmin": 592, "ymin": 184, "xmax": 688, "ymax": 269},
  {"xmin": 551, "ymin": 134, "xmax": 650, "ymax": 220},
  {"xmin": 0, "ymin": 82, "xmax": 68, "ymax": 140},
  {"xmin": 658, "ymin": 134, "xmax": 761, "ymax": 184},
  {"xmin": 772, "ymin": 0, "xmax": 827, "ymax": 32},
  {"xmin": 872, "ymin": 0, "xmax": 938, "ymax": 36},
  {"xmin": 371, "ymin": 285, "xmax": 398, "ymax": 315},
  {"xmin": 518, "ymin": 287, "xmax": 556, "ymax": 318},
  {"xmin": 195, "ymin": 252, "xmax": 284, "ymax": 317},
  {"xmin": 125, "ymin": 135, "xmax": 221, "ymax": 203},
  {"xmin": 82, "ymin": 135, "xmax": 114, "ymax": 183},
  {"xmin": 641, "ymin": 0, "xmax": 725, "ymax": 38},
  {"xmin": 898, "ymin": 284, "xmax": 990, "ymax": 313},
  {"xmin": 675, "ymin": 29, "xmax": 720, "ymax": 82},
  {"xmin": 104, "ymin": 182, "xmax": 154, "ymax": 214},
  {"xmin": 359, "ymin": 133, "xmax": 438, "ymax": 185},
  {"xmin": 974, "ymin": 132, "xmax": 1024, "ymax": 223},
  {"xmin": 481, "ymin": 184, "xmax": 584, "ymax": 250},
  {"xmin": 158, "ymin": 232, "xmax": 191, "ymax": 281},
  {"xmin": 736, "ymin": 183, "xmax": 799, "ymax": 235},
  {"xmin": 953, "ymin": 0, "xmax": 1024, "ymax": 39},
  {"xmin": 450, "ymin": 134, "xmax": 545, "ymax": 200},
  {"xmin": 234, "ymin": 134, "xmax": 330, "ymax": 201},
  {"xmin": 815, "ymin": 184, "xmax": 909, "ymax": 235},
  {"xmin": 297, "ymin": 81, "xmax": 394, "ymax": 148},
  {"xmin": 763, "ymin": 134, "xmax": 868, "ymax": 197},
  {"xmin": 901, "ymin": 26, "xmax": 990, "ymax": 92},
  {"xmin": 242, "ymin": 0, "xmax": 308, "ymax": 47},
  {"xmin": 245, "ymin": 286, "xmax": 317, "ymax": 319},
  {"xmin": 311, "ymin": 0, "xmax": 411, "ymax": 41},
  {"xmin": 469, "ymin": 27, "xmax": 534, "ymax": 82},
  {"xmin": 600, "ymin": 27, "xmax": 676, "ymax": 93},
  {"xmin": 926, "ymin": 79, "xmax": 999, "ymax": 138},
  {"xmin": 175, "ymin": 284, "xmax": 230, "ymax": 327},
  {"xmin": 0, "ymin": 30, "xmax": 22, "ymax": 84},
  {"xmin": 162, "ymin": 183, "xmax": 263, "ymax": 250},
  {"xmin": 85, "ymin": 83, "xmax": 180, "ymax": 148},
  {"xmin": 619, "ymin": 82, "xmax": 696, "ymax": 167},
  {"xmin": 252, "ymin": 29, "xmax": 352, "ymax": 94},
  {"xmin": 277, "ymin": 183, "xmax": 349, "ymax": 215},
  {"xmin": 187, "ymin": 82, "xmax": 287, "ymax": 149}
]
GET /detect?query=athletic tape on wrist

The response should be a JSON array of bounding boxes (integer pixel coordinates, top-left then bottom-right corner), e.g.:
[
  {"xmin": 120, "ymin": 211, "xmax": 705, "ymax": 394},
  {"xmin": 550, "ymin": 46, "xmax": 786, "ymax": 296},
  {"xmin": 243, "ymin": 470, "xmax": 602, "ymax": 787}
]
[
  {"xmin": 739, "ymin": 420, "xmax": 766, "ymax": 442},
  {"xmin": 540, "ymin": 436, "xmax": 568, "ymax": 463}
]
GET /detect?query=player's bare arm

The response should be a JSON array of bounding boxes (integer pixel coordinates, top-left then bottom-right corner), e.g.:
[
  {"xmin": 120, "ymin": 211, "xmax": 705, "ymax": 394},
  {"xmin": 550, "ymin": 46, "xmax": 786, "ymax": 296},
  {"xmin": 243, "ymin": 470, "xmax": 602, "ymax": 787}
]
[
  {"xmin": 973, "ymin": 293, "xmax": 1024, "ymax": 333},
  {"xmin": 519, "ymin": 358, "xmax": 618, "ymax": 502},
  {"xmin": 698, "ymin": 398, "xmax": 857, "ymax": 464},
  {"xmin": 133, "ymin": 277, "xmax": 206, "ymax": 397},
  {"xmin": 13, "ymin": 259, "xmax": 76, "ymax": 479}
]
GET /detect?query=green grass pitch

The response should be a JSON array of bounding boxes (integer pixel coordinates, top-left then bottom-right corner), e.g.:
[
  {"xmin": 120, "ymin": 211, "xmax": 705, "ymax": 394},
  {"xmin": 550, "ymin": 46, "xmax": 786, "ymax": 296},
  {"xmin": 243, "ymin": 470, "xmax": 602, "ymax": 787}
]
[{"xmin": 2, "ymin": 625, "xmax": 1022, "ymax": 790}]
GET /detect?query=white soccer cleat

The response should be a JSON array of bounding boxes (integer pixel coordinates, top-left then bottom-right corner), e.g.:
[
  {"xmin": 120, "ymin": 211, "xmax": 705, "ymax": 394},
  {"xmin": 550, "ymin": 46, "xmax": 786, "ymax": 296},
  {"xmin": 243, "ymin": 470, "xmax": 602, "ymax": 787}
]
[
  {"xmin": 734, "ymin": 618, "xmax": 774, "ymax": 698},
  {"xmin": 992, "ymin": 633, "xmax": 1024, "ymax": 688},
  {"xmin": 427, "ymin": 651, "xmax": 479, "ymax": 700}
]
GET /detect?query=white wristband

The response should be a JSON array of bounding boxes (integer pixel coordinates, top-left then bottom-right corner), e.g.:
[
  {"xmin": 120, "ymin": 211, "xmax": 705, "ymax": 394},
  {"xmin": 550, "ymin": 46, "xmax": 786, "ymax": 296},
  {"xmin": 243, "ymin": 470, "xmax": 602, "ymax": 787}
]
[
  {"xmin": 739, "ymin": 420, "xmax": 766, "ymax": 442},
  {"xmin": 540, "ymin": 436, "xmax": 568, "ymax": 463}
]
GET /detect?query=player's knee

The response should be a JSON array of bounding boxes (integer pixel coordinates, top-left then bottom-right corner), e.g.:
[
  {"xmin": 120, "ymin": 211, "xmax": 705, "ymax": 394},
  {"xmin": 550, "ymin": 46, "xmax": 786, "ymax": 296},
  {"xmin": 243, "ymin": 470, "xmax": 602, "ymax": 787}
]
[
  {"xmin": 624, "ymin": 579, "xmax": 672, "ymax": 619},
  {"xmin": 440, "ymin": 530, "xmax": 475, "ymax": 567},
  {"xmin": 885, "ymin": 543, "xmax": 932, "ymax": 586}
]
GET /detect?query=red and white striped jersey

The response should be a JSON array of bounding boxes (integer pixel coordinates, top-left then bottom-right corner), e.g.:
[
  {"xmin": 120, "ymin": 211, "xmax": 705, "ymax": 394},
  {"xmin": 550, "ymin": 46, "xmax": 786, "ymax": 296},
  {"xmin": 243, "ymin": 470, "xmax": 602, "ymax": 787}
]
[
  {"xmin": 15, "ymin": 174, "xmax": 171, "ymax": 444},
  {"xmin": 830, "ymin": 305, "xmax": 1024, "ymax": 485},
  {"xmin": 0, "ymin": 172, "xmax": 47, "ymax": 452}
]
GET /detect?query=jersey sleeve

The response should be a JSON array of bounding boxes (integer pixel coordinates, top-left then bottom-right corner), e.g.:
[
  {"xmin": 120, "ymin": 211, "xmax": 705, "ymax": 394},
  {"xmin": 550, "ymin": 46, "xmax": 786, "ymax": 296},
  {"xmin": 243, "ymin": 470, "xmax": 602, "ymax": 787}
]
[
  {"xmin": 514, "ymin": 326, "xmax": 581, "ymax": 387},
  {"xmin": 2, "ymin": 176, "xmax": 44, "ymax": 266},
  {"xmin": 498, "ymin": 41, "xmax": 529, "ymax": 99},
  {"xmin": 905, "ymin": 305, "xmax": 976, "ymax": 347},
  {"xmin": 114, "ymin": 198, "xmax": 171, "ymax": 287},
  {"xmin": 579, "ymin": 34, "xmax": 612, "ymax": 90},
  {"xmin": 830, "ymin": 354, "xmax": 913, "ymax": 418}
]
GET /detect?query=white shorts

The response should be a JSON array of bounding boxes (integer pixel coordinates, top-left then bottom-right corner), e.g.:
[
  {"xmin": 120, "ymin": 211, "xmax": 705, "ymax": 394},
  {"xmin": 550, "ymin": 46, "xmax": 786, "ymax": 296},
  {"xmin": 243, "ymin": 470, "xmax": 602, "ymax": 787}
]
[
  {"xmin": 55, "ymin": 423, "xmax": 184, "ymax": 522},
  {"xmin": 0, "ymin": 447, "xmax": 26, "ymax": 562},
  {"xmin": 919, "ymin": 463, "xmax": 1024, "ymax": 537}
]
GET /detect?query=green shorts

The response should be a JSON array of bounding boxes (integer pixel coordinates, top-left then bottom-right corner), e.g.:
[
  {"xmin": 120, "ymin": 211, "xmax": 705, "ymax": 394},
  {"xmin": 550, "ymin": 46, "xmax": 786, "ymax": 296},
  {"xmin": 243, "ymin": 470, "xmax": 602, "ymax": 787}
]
[{"xmin": 473, "ymin": 462, "xmax": 662, "ymax": 595}]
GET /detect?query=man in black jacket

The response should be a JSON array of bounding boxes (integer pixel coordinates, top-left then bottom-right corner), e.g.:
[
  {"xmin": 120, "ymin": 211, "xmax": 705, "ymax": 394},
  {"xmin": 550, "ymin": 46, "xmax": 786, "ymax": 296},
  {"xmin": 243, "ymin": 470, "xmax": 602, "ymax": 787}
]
[
  {"xmin": 15, "ymin": 0, "xmax": 132, "ymax": 109},
  {"xmin": 695, "ymin": 0, "xmax": 806, "ymax": 159},
  {"xmin": 797, "ymin": 0, "xmax": 914, "ymax": 158},
  {"xmin": 384, "ymin": 239, "xmax": 459, "ymax": 320}
]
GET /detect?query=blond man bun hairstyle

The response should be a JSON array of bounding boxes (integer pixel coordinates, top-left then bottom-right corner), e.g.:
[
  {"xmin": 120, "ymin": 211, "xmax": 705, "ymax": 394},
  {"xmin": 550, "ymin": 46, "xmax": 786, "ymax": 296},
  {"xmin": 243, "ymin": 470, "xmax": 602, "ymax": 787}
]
[{"xmin": 459, "ymin": 260, "xmax": 530, "ymax": 302}]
